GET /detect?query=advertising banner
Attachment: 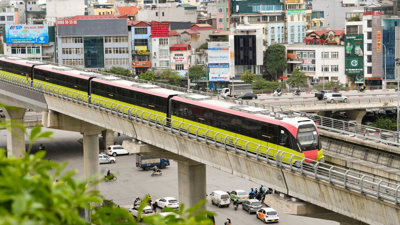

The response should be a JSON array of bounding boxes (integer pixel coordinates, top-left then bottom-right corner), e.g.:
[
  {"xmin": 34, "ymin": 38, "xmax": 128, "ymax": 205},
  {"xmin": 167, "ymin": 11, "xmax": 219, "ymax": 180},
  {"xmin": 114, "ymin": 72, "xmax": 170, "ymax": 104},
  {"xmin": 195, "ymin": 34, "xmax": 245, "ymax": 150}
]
[
  {"xmin": 287, "ymin": 10, "xmax": 306, "ymax": 15},
  {"xmin": 171, "ymin": 56, "xmax": 187, "ymax": 63},
  {"xmin": 208, "ymin": 50, "xmax": 230, "ymax": 64},
  {"xmin": 345, "ymin": 34, "xmax": 364, "ymax": 75},
  {"xmin": 135, "ymin": 46, "xmax": 147, "ymax": 51},
  {"xmin": 208, "ymin": 42, "xmax": 229, "ymax": 50},
  {"xmin": 208, "ymin": 64, "xmax": 229, "ymax": 68},
  {"xmin": 6, "ymin": 25, "xmax": 49, "ymax": 44},
  {"xmin": 376, "ymin": 30, "xmax": 382, "ymax": 53},
  {"xmin": 209, "ymin": 67, "xmax": 230, "ymax": 81},
  {"xmin": 132, "ymin": 61, "xmax": 151, "ymax": 68}
]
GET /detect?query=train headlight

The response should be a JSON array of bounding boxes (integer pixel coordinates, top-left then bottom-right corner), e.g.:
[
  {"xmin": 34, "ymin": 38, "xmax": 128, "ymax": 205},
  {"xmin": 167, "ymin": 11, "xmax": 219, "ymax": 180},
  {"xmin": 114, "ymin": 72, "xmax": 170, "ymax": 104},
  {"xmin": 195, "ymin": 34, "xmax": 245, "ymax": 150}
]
[{"xmin": 319, "ymin": 157, "xmax": 325, "ymax": 163}]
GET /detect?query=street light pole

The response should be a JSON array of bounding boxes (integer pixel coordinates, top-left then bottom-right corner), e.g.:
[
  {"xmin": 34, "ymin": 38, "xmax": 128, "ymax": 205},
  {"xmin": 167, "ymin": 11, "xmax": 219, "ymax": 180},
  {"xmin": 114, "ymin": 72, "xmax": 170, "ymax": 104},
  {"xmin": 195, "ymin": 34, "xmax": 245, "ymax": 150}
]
[{"xmin": 382, "ymin": 43, "xmax": 387, "ymax": 89}]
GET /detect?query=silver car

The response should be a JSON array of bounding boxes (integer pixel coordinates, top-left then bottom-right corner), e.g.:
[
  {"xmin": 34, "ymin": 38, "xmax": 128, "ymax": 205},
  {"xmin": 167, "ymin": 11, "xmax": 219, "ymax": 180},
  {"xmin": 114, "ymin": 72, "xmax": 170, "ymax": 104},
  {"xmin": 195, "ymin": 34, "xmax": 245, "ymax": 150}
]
[
  {"xmin": 242, "ymin": 199, "xmax": 262, "ymax": 214},
  {"xmin": 99, "ymin": 153, "xmax": 116, "ymax": 164}
]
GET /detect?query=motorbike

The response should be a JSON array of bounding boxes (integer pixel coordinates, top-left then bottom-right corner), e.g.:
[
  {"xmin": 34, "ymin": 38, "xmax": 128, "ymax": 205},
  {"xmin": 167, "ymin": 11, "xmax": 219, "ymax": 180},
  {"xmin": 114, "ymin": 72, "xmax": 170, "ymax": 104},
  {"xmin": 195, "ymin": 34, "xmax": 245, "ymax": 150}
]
[
  {"xmin": 273, "ymin": 90, "xmax": 282, "ymax": 97},
  {"xmin": 105, "ymin": 173, "xmax": 117, "ymax": 182},
  {"xmin": 151, "ymin": 169, "xmax": 162, "ymax": 176},
  {"xmin": 293, "ymin": 90, "xmax": 301, "ymax": 96}
]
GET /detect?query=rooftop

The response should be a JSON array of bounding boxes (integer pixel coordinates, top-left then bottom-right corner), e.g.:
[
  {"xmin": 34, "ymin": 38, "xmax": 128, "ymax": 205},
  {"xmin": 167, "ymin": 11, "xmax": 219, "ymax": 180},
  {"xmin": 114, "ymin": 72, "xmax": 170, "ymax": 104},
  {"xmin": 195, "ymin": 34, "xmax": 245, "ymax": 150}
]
[
  {"xmin": 117, "ymin": 6, "xmax": 140, "ymax": 16},
  {"xmin": 182, "ymin": 29, "xmax": 200, "ymax": 34},
  {"xmin": 169, "ymin": 30, "xmax": 180, "ymax": 36}
]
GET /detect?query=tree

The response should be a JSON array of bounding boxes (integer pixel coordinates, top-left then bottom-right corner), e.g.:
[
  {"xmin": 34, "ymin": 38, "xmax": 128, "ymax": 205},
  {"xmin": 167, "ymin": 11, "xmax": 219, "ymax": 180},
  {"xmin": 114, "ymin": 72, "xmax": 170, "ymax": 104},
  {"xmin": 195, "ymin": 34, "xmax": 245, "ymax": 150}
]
[
  {"xmin": 109, "ymin": 67, "xmax": 132, "ymax": 77},
  {"xmin": 188, "ymin": 65, "xmax": 206, "ymax": 81},
  {"xmin": 252, "ymin": 77, "xmax": 280, "ymax": 91},
  {"xmin": 371, "ymin": 117, "xmax": 397, "ymax": 131},
  {"xmin": 287, "ymin": 68, "xmax": 307, "ymax": 88},
  {"xmin": 240, "ymin": 70, "xmax": 256, "ymax": 84},
  {"xmin": 139, "ymin": 70, "xmax": 155, "ymax": 81},
  {"xmin": 157, "ymin": 70, "xmax": 183, "ymax": 86},
  {"xmin": 0, "ymin": 106, "xmax": 215, "ymax": 225},
  {"xmin": 264, "ymin": 44, "xmax": 287, "ymax": 80}
]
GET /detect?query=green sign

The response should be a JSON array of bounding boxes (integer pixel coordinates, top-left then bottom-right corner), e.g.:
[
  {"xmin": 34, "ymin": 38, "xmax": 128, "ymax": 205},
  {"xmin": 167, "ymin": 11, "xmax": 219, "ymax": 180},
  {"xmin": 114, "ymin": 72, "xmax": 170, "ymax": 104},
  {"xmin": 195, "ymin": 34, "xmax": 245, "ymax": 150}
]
[
  {"xmin": 345, "ymin": 34, "xmax": 364, "ymax": 76},
  {"xmin": 287, "ymin": 10, "xmax": 306, "ymax": 15}
]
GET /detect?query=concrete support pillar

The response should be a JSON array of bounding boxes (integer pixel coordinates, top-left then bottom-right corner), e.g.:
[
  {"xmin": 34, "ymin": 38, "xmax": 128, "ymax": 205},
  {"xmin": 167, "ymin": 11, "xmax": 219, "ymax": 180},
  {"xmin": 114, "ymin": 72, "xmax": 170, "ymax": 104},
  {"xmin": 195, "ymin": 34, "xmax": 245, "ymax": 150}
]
[
  {"xmin": 346, "ymin": 109, "xmax": 366, "ymax": 125},
  {"xmin": 83, "ymin": 130, "xmax": 101, "ymax": 187},
  {"xmin": 4, "ymin": 107, "xmax": 26, "ymax": 158},
  {"xmin": 178, "ymin": 160, "xmax": 206, "ymax": 209},
  {"xmin": 101, "ymin": 129, "xmax": 114, "ymax": 150}
]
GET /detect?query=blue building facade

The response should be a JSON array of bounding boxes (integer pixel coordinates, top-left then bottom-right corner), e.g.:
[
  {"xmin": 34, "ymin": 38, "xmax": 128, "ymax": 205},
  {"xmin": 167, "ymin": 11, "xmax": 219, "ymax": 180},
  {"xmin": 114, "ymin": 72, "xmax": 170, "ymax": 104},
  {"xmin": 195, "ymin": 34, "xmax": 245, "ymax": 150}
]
[
  {"xmin": 382, "ymin": 18, "xmax": 400, "ymax": 80},
  {"xmin": 131, "ymin": 22, "xmax": 152, "ymax": 75}
]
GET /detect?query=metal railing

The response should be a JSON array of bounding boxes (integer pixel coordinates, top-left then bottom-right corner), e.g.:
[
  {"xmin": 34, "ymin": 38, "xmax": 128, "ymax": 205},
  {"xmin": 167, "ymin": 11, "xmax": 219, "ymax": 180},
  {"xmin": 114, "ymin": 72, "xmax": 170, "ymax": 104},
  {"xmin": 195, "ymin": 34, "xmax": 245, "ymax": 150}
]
[
  {"xmin": 227, "ymin": 96, "xmax": 400, "ymax": 147},
  {"xmin": 0, "ymin": 73, "xmax": 399, "ymax": 206}
]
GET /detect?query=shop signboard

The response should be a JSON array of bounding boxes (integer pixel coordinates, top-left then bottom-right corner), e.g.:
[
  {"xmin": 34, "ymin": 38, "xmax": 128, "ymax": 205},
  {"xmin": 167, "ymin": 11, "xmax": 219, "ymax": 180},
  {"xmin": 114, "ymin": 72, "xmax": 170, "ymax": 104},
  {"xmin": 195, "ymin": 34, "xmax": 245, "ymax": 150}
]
[
  {"xmin": 132, "ymin": 61, "xmax": 151, "ymax": 68},
  {"xmin": 209, "ymin": 67, "xmax": 230, "ymax": 81},
  {"xmin": 345, "ymin": 34, "xmax": 364, "ymax": 75},
  {"xmin": 208, "ymin": 50, "xmax": 230, "ymax": 64},
  {"xmin": 6, "ymin": 24, "xmax": 49, "ymax": 44}
]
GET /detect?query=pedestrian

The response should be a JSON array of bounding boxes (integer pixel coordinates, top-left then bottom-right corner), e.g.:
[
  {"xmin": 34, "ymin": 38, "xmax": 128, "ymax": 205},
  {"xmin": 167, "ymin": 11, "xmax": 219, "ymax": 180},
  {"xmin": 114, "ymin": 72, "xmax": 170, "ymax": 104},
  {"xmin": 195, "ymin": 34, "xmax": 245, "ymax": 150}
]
[
  {"xmin": 254, "ymin": 188, "xmax": 258, "ymax": 195},
  {"xmin": 256, "ymin": 192, "xmax": 262, "ymax": 201},
  {"xmin": 261, "ymin": 192, "xmax": 266, "ymax": 203},
  {"xmin": 224, "ymin": 218, "xmax": 232, "ymax": 225},
  {"xmin": 152, "ymin": 201, "xmax": 157, "ymax": 212},
  {"xmin": 260, "ymin": 185, "xmax": 266, "ymax": 194},
  {"xmin": 249, "ymin": 188, "xmax": 254, "ymax": 199}
]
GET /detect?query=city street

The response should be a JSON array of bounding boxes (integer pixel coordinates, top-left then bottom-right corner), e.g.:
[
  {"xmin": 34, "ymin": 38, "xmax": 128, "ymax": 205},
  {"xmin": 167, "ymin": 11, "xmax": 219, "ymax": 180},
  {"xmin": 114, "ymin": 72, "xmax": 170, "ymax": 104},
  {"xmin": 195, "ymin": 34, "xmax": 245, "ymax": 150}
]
[{"xmin": 0, "ymin": 128, "xmax": 344, "ymax": 225}]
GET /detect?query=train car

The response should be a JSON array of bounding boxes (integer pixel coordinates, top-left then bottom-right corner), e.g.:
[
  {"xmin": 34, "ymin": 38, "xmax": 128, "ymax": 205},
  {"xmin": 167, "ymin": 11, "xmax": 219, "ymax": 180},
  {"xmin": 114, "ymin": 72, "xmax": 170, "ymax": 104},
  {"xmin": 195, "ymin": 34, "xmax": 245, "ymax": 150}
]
[
  {"xmin": 0, "ymin": 57, "xmax": 34, "ymax": 79},
  {"xmin": 170, "ymin": 96, "xmax": 324, "ymax": 163},
  {"xmin": 90, "ymin": 78, "xmax": 171, "ymax": 120}
]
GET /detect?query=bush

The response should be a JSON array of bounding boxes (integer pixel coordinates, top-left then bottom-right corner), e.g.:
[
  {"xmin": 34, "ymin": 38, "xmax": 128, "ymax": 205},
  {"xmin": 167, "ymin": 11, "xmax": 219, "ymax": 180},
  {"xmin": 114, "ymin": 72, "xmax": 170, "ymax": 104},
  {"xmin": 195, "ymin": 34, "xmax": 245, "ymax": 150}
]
[{"xmin": 109, "ymin": 67, "xmax": 132, "ymax": 77}]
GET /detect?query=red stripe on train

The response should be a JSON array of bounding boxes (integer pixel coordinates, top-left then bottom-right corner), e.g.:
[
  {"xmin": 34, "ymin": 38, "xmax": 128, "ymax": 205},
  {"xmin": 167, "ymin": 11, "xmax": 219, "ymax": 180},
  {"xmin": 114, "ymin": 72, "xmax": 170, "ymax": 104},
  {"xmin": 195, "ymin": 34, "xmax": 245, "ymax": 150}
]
[{"xmin": 303, "ymin": 150, "xmax": 318, "ymax": 162}]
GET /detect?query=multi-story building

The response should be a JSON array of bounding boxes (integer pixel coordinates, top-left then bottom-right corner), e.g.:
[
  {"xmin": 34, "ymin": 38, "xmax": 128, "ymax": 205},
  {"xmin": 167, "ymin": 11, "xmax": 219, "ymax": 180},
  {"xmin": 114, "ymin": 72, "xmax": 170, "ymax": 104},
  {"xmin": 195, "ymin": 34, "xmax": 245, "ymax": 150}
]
[
  {"xmin": 170, "ymin": 44, "xmax": 191, "ymax": 76},
  {"xmin": 130, "ymin": 21, "xmax": 151, "ymax": 75},
  {"xmin": 305, "ymin": 10, "xmax": 325, "ymax": 30},
  {"xmin": 286, "ymin": 44, "xmax": 346, "ymax": 85},
  {"xmin": 231, "ymin": 0, "xmax": 284, "ymax": 46},
  {"xmin": 136, "ymin": 3, "xmax": 197, "ymax": 23},
  {"xmin": 230, "ymin": 25, "xmax": 263, "ymax": 77},
  {"xmin": 88, "ymin": 3, "xmax": 116, "ymax": 16},
  {"xmin": 46, "ymin": 0, "xmax": 85, "ymax": 25},
  {"xmin": 216, "ymin": 1, "xmax": 230, "ymax": 31},
  {"xmin": 0, "ymin": 4, "xmax": 19, "ymax": 29},
  {"xmin": 3, "ymin": 24, "xmax": 55, "ymax": 61},
  {"xmin": 151, "ymin": 22, "xmax": 170, "ymax": 72},
  {"xmin": 285, "ymin": 0, "xmax": 307, "ymax": 44},
  {"xmin": 382, "ymin": 18, "xmax": 400, "ymax": 83},
  {"xmin": 57, "ymin": 16, "xmax": 130, "ymax": 70}
]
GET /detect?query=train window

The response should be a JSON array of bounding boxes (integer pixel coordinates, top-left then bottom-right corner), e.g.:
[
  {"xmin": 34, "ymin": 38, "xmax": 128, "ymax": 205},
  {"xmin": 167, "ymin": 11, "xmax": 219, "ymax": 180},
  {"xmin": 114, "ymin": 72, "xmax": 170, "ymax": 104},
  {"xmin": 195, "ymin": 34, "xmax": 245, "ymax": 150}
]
[
  {"xmin": 261, "ymin": 124, "xmax": 278, "ymax": 144},
  {"xmin": 279, "ymin": 129, "xmax": 292, "ymax": 149}
]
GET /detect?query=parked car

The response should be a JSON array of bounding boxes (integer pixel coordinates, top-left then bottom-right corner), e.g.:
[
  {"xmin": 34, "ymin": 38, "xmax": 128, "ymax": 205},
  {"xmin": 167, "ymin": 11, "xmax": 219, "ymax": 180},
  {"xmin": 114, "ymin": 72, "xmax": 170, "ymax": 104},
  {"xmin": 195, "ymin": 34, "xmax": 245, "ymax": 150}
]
[
  {"xmin": 129, "ymin": 206, "xmax": 155, "ymax": 219},
  {"xmin": 229, "ymin": 190, "xmax": 248, "ymax": 203},
  {"xmin": 314, "ymin": 90, "xmax": 333, "ymax": 100},
  {"xmin": 242, "ymin": 199, "xmax": 262, "ymax": 214},
  {"xmin": 155, "ymin": 197, "xmax": 180, "ymax": 210},
  {"xmin": 209, "ymin": 190, "xmax": 230, "ymax": 208},
  {"xmin": 107, "ymin": 145, "xmax": 129, "ymax": 157},
  {"xmin": 257, "ymin": 207, "xmax": 279, "ymax": 223},
  {"xmin": 237, "ymin": 93, "xmax": 258, "ymax": 100},
  {"xmin": 99, "ymin": 153, "xmax": 115, "ymax": 164},
  {"xmin": 324, "ymin": 93, "xmax": 348, "ymax": 103}
]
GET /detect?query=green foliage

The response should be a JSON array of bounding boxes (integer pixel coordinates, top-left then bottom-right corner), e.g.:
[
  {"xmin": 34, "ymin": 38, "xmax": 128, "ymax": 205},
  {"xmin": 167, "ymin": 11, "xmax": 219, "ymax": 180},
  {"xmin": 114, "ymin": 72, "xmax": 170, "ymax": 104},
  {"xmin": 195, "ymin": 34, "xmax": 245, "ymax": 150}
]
[
  {"xmin": 240, "ymin": 70, "xmax": 256, "ymax": 84},
  {"xmin": 109, "ymin": 67, "xmax": 132, "ymax": 77},
  {"xmin": 348, "ymin": 15, "xmax": 361, "ymax": 21},
  {"xmin": 188, "ymin": 65, "xmax": 206, "ymax": 81},
  {"xmin": 264, "ymin": 44, "xmax": 287, "ymax": 80},
  {"xmin": 287, "ymin": 68, "xmax": 307, "ymax": 88},
  {"xmin": 157, "ymin": 70, "xmax": 183, "ymax": 86},
  {"xmin": 252, "ymin": 77, "xmax": 280, "ymax": 90},
  {"xmin": 139, "ymin": 70, "xmax": 156, "ymax": 82},
  {"xmin": 313, "ymin": 81, "xmax": 342, "ymax": 91},
  {"xmin": 320, "ymin": 33, "xmax": 327, "ymax": 40},
  {"xmin": 198, "ymin": 43, "xmax": 208, "ymax": 50},
  {"xmin": 371, "ymin": 117, "xmax": 397, "ymax": 131}
]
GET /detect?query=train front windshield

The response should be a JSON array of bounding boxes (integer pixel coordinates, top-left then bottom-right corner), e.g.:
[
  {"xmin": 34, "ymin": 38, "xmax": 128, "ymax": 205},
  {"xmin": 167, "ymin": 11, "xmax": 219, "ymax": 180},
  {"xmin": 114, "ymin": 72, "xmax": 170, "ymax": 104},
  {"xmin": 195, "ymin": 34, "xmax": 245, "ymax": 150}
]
[{"xmin": 297, "ymin": 125, "xmax": 319, "ymax": 151}]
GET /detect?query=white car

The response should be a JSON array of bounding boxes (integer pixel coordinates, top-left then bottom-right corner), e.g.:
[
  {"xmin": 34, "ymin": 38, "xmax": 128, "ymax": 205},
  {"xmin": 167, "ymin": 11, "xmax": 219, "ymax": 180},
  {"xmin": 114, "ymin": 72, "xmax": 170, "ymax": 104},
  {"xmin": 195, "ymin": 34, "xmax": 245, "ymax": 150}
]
[
  {"xmin": 129, "ymin": 206, "xmax": 155, "ymax": 219},
  {"xmin": 230, "ymin": 189, "xmax": 249, "ymax": 203},
  {"xmin": 209, "ymin": 190, "xmax": 230, "ymax": 207},
  {"xmin": 324, "ymin": 93, "xmax": 348, "ymax": 103},
  {"xmin": 99, "ymin": 153, "xmax": 115, "ymax": 164},
  {"xmin": 155, "ymin": 197, "xmax": 180, "ymax": 210},
  {"xmin": 106, "ymin": 145, "xmax": 129, "ymax": 157},
  {"xmin": 257, "ymin": 207, "xmax": 279, "ymax": 223}
]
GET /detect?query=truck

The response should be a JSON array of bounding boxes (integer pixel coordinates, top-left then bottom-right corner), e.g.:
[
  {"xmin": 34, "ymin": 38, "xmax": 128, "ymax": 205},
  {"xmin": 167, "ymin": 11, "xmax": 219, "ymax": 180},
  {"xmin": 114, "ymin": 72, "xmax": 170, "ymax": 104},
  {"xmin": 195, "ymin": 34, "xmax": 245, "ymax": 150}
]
[
  {"xmin": 135, "ymin": 154, "xmax": 170, "ymax": 170},
  {"xmin": 220, "ymin": 84, "xmax": 253, "ymax": 98}
]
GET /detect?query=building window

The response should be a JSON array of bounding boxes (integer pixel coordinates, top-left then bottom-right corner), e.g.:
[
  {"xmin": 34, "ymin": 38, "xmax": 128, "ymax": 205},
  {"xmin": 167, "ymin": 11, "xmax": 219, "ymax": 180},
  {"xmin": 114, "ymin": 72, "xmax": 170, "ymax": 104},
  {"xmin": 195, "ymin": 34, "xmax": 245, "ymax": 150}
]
[
  {"xmin": 219, "ymin": 18, "xmax": 223, "ymax": 22},
  {"xmin": 309, "ymin": 51, "xmax": 315, "ymax": 59},
  {"xmin": 0, "ymin": 16, "xmax": 5, "ymax": 21},
  {"xmin": 322, "ymin": 65, "xmax": 329, "ymax": 72},
  {"xmin": 27, "ymin": 46, "xmax": 40, "ymax": 54},
  {"xmin": 331, "ymin": 52, "xmax": 338, "ymax": 59},
  {"xmin": 162, "ymin": 12, "xmax": 164, "ymax": 16},
  {"xmin": 105, "ymin": 58, "xmax": 129, "ymax": 65},
  {"xmin": 159, "ymin": 49, "xmax": 169, "ymax": 58},
  {"xmin": 62, "ymin": 48, "xmax": 83, "ymax": 55},
  {"xmin": 367, "ymin": 32, "xmax": 372, "ymax": 40},
  {"xmin": 62, "ymin": 37, "xmax": 83, "ymax": 43},
  {"xmin": 367, "ymin": 20, "xmax": 372, "ymax": 27},
  {"xmin": 11, "ymin": 47, "xmax": 26, "ymax": 54},
  {"xmin": 135, "ymin": 28, "xmax": 147, "ymax": 35},
  {"xmin": 62, "ymin": 59, "xmax": 84, "ymax": 66},
  {"xmin": 321, "ymin": 52, "xmax": 329, "ymax": 59},
  {"xmin": 160, "ymin": 60, "xmax": 169, "ymax": 67},
  {"xmin": 175, "ymin": 64, "xmax": 184, "ymax": 70},
  {"xmin": 218, "ymin": 8, "xmax": 223, "ymax": 13},
  {"xmin": 134, "ymin": 39, "xmax": 148, "ymax": 46},
  {"xmin": 159, "ymin": 38, "xmax": 168, "ymax": 46},
  {"xmin": 104, "ymin": 36, "xmax": 128, "ymax": 43},
  {"xmin": 331, "ymin": 65, "xmax": 338, "ymax": 72},
  {"xmin": 104, "ymin": 47, "xmax": 129, "ymax": 54},
  {"xmin": 367, "ymin": 66, "xmax": 372, "ymax": 74},
  {"xmin": 367, "ymin": 43, "xmax": 372, "ymax": 51},
  {"xmin": 6, "ymin": 16, "xmax": 13, "ymax": 21},
  {"xmin": 156, "ymin": 12, "xmax": 158, "ymax": 16},
  {"xmin": 367, "ymin": 55, "xmax": 372, "ymax": 62}
]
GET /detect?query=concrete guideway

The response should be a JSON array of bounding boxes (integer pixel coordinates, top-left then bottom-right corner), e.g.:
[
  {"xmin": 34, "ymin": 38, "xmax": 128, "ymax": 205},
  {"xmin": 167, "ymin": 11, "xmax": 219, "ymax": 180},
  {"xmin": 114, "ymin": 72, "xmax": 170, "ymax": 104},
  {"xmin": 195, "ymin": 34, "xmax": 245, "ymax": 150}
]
[{"xmin": 0, "ymin": 76, "xmax": 400, "ymax": 224}]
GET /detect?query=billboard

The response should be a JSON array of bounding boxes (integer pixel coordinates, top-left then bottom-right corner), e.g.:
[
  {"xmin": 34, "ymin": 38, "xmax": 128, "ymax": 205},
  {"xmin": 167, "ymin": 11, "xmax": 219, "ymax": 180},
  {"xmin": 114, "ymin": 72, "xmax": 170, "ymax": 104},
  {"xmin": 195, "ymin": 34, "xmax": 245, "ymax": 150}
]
[
  {"xmin": 6, "ymin": 25, "xmax": 49, "ymax": 44},
  {"xmin": 209, "ymin": 67, "xmax": 230, "ymax": 81},
  {"xmin": 345, "ymin": 34, "xmax": 364, "ymax": 75},
  {"xmin": 208, "ymin": 51, "xmax": 230, "ymax": 64}
]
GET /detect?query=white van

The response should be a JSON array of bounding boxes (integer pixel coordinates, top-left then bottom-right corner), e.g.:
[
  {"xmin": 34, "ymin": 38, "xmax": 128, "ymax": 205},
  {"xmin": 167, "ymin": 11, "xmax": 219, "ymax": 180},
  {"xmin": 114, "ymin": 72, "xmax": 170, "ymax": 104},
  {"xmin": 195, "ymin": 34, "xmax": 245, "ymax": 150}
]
[{"xmin": 209, "ymin": 190, "xmax": 231, "ymax": 207}]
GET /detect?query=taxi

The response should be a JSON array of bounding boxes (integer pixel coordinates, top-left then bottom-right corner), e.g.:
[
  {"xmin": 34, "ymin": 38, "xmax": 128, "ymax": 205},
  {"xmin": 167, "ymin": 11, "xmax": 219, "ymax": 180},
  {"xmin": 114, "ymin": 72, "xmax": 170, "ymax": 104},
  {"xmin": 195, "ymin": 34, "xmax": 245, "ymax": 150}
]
[{"xmin": 256, "ymin": 207, "xmax": 279, "ymax": 223}]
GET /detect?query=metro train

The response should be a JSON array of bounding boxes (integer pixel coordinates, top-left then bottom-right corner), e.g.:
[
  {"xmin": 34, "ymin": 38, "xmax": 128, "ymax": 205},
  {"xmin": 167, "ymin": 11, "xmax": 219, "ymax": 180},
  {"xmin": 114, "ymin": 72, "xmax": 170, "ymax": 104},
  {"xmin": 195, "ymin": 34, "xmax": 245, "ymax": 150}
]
[{"xmin": 0, "ymin": 57, "xmax": 324, "ymax": 163}]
